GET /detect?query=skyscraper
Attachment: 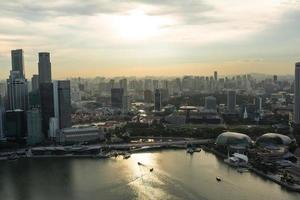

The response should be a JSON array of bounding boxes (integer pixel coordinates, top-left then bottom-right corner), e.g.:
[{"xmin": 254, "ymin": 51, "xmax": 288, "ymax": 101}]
[
  {"xmin": 205, "ymin": 96, "xmax": 217, "ymax": 111},
  {"xmin": 53, "ymin": 80, "xmax": 72, "ymax": 129},
  {"xmin": 5, "ymin": 110, "xmax": 26, "ymax": 139},
  {"xmin": 294, "ymin": 63, "xmax": 300, "ymax": 124},
  {"xmin": 119, "ymin": 79, "xmax": 129, "ymax": 113},
  {"xmin": 227, "ymin": 90, "xmax": 236, "ymax": 113},
  {"xmin": 6, "ymin": 70, "xmax": 28, "ymax": 111},
  {"xmin": 31, "ymin": 74, "xmax": 39, "ymax": 91},
  {"xmin": 40, "ymin": 82, "xmax": 54, "ymax": 135},
  {"xmin": 0, "ymin": 102, "xmax": 4, "ymax": 139},
  {"xmin": 38, "ymin": 52, "xmax": 52, "ymax": 83},
  {"xmin": 111, "ymin": 88, "xmax": 124, "ymax": 109},
  {"xmin": 154, "ymin": 89, "xmax": 161, "ymax": 111},
  {"xmin": 214, "ymin": 71, "xmax": 218, "ymax": 81},
  {"xmin": 27, "ymin": 109, "xmax": 44, "ymax": 145},
  {"xmin": 11, "ymin": 49, "xmax": 25, "ymax": 78}
]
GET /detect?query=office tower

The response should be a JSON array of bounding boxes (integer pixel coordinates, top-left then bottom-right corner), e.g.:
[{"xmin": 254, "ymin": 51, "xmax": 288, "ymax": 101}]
[
  {"xmin": 214, "ymin": 71, "xmax": 218, "ymax": 81},
  {"xmin": 53, "ymin": 80, "xmax": 72, "ymax": 129},
  {"xmin": 40, "ymin": 83, "xmax": 54, "ymax": 135},
  {"xmin": 205, "ymin": 96, "xmax": 217, "ymax": 110},
  {"xmin": 119, "ymin": 79, "xmax": 128, "ymax": 94},
  {"xmin": 31, "ymin": 74, "xmax": 39, "ymax": 91},
  {"xmin": 227, "ymin": 90, "xmax": 236, "ymax": 113},
  {"xmin": 0, "ymin": 82, "xmax": 7, "ymax": 99},
  {"xmin": 119, "ymin": 79, "xmax": 129, "ymax": 113},
  {"xmin": 144, "ymin": 90, "xmax": 153, "ymax": 103},
  {"xmin": 160, "ymin": 88, "xmax": 169, "ymax": 103},
  {"xmin": 38, "ymin": 52, "xmax": 52, "ymax": 83},
  {"xmin": 11, "ymin": 49, "xmax": 25, "ymax": 78},
  {"xmin": 27, "ymin": 109, "xmax": 44, "ymax": 145},
  {"xmin": 294, "ymin": 63, "xmax": 300, "ymax": 124},
  {"xmin": 152, "ymin": 80, "xmax": 159, "ymax": 90},
  {"xmin": 49, "ymin": 117, "xmax": 59, "ymax": 138},
  {"xmin": 111, "ymin": 88, "xmax": 124, "ymax": 109},
  {"xmin": 6, "ymin": 70, "xmax": 28, "ymax": 111},
  {"xmin": 273, "ymin": 75, "xmax": 278, "ymax": 83},
  {"xmin": 144, "ymin": 79, "xmax": 152, "ymax": 91},
  {"xmin": 154, "ymin": 89, "xmax": 161, "ymax": 111},
  {"xmin": 0, "ymin": 102, "xmax": 4, "ymax": 139},
  {"xmin": 5, "ymin": 110, "xmax": 26, "ymax": 139}
]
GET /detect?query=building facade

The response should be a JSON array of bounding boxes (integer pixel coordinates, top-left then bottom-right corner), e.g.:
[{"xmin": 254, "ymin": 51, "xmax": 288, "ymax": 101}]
[
  {"xmin": 294, "ymin": 63, "xmax": 300, "ymax": 124},
  {"xmin": 38, "ymin": 52, "xmax": 52, "ymax": 84},
  {"xmin": 27, "ymin": 109, "xmax": 44, "ymax": 145}
]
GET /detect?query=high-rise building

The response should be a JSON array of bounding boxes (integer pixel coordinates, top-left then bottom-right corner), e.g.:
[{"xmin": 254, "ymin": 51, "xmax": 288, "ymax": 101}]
[
  {"xmin": 31, "ymin": 74, "xmax": 39, "ymax": 91},
  {"xmin": 6, "ymin": 70, "xmax": 28, "ymax": 111},
  {"xmin": 227, "ymin": 90, "xmax": 236, "ymax": 113},
  {"xmin": 5, "ymin": 110, "xmax": 26, "ymax": 139},
  {"xmin": 53, "ymin": 80, "xmax": 72, "ymax": 129},
  {"xmin": 119, "ymin": 79, "xmax": 129, "ymax": 113},
  {"xmin": 38, "ymin": 52, "xmax": 52, "ymax": 84},
  {"xmin": 294, "ymin": 63, "xmax": 300, "ymax": 124},
  {"xmin": 144, "ymin": 90, "xmax": 153, "ymax": 103},
  {"xmin": 205, "ymin": 96, "xmax": 217, "ymax": 111},
  {"xmin": 154, "ymin": 89, "xmax": 161, "ymax": 111},
  {"xmin": 214, "ymin": 71, "xmax": 218, "ymax": 81},
  {"xmin": 273, "ymin": 75, "xmax": 278, "ymax": 83},
  {"xmin": 0, "ymin": 102, "xmax": 4, "ymax": 139},
  {"xmin": 119, "ymin": 79, "xmax": 127, "ymax": 94},
  {"xmin": 27, "ymin": 109, "xmax": 44, "ymax": 145},
  {"xmin": 11, "ymin": 49, "xmax": 25, "ymax": 78},
  {"xmin": 111, "ymin": 88, "xmax": 124, "ymax": 109},
  {"xmin": 40, "ymin": 83, "xmax": 54, "ymax": 135}
]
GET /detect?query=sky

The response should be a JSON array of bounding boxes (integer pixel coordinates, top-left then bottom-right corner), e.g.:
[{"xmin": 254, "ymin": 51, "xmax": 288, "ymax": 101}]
[{"xmin": 0, "ymin": 0, "xmax": 300, "ymax": 79}]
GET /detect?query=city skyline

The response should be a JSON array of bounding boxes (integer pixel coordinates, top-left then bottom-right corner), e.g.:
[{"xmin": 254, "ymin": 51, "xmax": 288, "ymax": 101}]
[{"xmin": 1, "ymin": 1, "xmax": 300, "ymax": 79}]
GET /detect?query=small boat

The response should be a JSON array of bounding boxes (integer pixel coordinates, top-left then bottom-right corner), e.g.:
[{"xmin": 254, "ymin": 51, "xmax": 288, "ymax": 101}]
[
  {"xmin": 123, "ymin": 153, "xmax": 131, "ymax": 159},
  {"xmin": 194, "ymin": 148, "xmax": 202, "ymax": 153},
  {"xmin": 138, "ymin": 162, "xmax": 142, "ymax": 166},
  {"xmin": 150, "ymin": 168, "xmax": 154, "ymax": 172},
  {"xmin": 216, "ymin": 177, "xmax": 222, "ymax": 182}
]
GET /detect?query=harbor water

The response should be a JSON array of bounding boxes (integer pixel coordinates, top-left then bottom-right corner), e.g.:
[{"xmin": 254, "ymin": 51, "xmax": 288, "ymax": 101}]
[{"xmin": 0, "ymin": 150, "xmax": 299, "ymax": 200}]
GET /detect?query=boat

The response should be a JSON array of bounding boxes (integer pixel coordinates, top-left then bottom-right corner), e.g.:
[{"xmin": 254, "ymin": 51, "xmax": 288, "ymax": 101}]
[
  {"xmin": 138, "ymin": 162, "xmax": 142, "ymax": 165},
  {"xmin": 150, "ymin": 168, "xmax": 154, "ymax": 172},
  {"xmin": 123, "ymin": 153, "xmax": 131, "ymax": 159},
  {"xmin": 194, "ymin": 148, "xmax": 202, "ymax": 153},
  {"xmin": 216, "ymin": 177, "xmax": 222, "ymax": 182}
]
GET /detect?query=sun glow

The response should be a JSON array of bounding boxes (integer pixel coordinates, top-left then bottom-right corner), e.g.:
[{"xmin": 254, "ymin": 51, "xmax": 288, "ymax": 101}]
[{"xmin": 114, "ymin": 9, "xmax": 170, "ymax": 41}]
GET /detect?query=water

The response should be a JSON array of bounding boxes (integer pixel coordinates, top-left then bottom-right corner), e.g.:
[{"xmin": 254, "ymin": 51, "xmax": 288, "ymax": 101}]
[{"xmin": 0, "ymin": 150, "xmax": 299, "ymax": 200}]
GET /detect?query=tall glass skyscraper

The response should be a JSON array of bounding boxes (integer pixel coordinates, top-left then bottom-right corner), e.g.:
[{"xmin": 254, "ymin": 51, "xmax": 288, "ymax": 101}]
[
  {"xmin": 53, "ymin": 80, "xmax": 71, "ymax": 129},
  {"xmin": 38, "ymin": 52, "xmax": 52, "ymax": 84},
  {"xmin": 11, "ymin": 49, "xmax": 25, "ymax": 78},
  {"xmin": 294, "ymin": 63, "xmax": 300, "ymax": 124}
]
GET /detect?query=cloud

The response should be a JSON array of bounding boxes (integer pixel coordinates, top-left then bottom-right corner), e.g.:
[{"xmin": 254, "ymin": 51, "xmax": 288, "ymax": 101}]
[{"xmin": 0, "ymin": 0, "xmax": 300, "ymax": 79}]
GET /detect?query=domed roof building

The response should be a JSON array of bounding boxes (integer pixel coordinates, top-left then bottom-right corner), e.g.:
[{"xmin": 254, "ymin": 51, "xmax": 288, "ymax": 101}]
[
  {"xmin": 216, "ymin": 132, "xmax": 252, "ymax": 148},
  {"xmin": 256, "ymin": 133, "xmax": 293, "ymax": 147}
]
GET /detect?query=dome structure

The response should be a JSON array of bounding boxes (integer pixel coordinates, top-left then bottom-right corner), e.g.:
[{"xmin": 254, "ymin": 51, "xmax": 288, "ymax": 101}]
[
  {"xmin": 256, "ymin": 133, "xmax": 292, "ymax": 147},
  {"xmin": 216, "ymin": 132, "xmax": 252, "ymax": 148}
]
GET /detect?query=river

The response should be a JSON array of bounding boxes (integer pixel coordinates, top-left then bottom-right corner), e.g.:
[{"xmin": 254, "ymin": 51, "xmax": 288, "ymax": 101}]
[{"xmin": 0, "ymin": 150, "xmax": 299, "ymax": 200}]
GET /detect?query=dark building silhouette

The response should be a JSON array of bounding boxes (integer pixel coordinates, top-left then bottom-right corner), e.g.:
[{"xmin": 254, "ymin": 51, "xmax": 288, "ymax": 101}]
[
  {"xmin": 154, "ymin": 89, "xmax": 161, "ymax": 111},
  {"xmin": 40, "ymin": 83, "xmax": 54, "ymax": 136},
  {"xmin": 38, "ymin": 52, "xmax": 52, "ymax": 84},
  {"xmin": 111, "ymin": 88, "xmax": 124, "ymax": 109}
]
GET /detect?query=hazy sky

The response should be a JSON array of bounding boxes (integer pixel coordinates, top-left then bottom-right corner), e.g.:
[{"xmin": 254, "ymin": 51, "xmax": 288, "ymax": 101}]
[{"xmin": 0, "ymin": 0, "xmax": 300, "ymax": 79}]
